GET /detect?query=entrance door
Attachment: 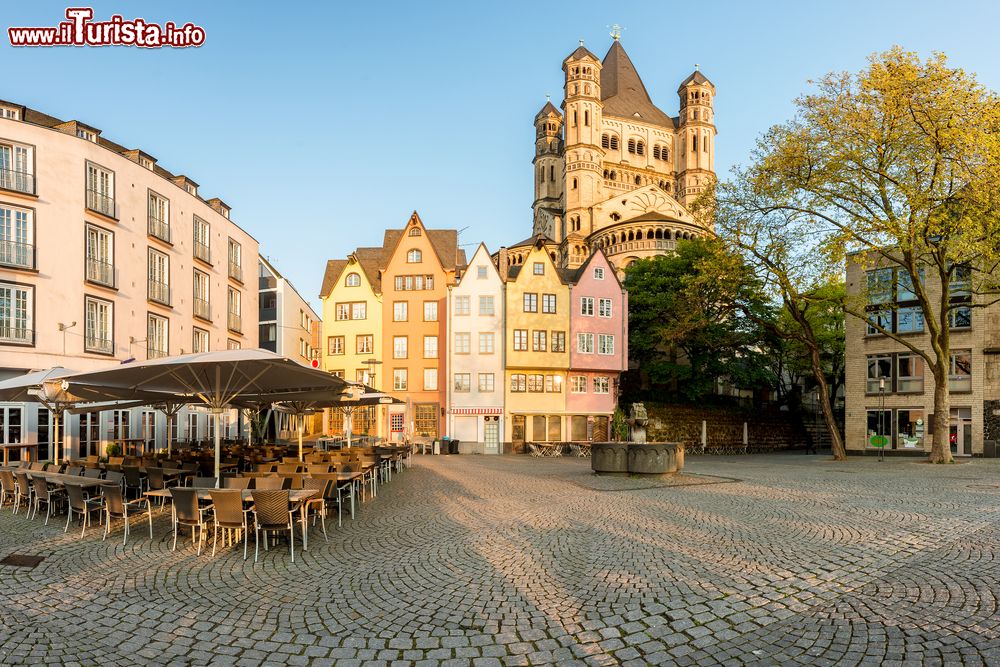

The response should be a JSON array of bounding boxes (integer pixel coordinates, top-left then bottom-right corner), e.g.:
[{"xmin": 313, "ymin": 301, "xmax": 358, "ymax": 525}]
[
  {"xmin": 511, "ymin": 415, "xmax": 525, "ymax": 449},
  {"xmin": 950, "ymin": 408, "xmax": 973, "ymax": 456},
  {"xmin": 484, "ymin": 417, "xmax": 499, "ymax": 454},
  {"xmin": 389, "ymin": 412, "xmax": 404, "ymax": 443}
]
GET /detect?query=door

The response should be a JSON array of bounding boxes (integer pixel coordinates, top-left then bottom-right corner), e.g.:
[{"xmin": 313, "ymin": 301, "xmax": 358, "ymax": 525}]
[
  {"xmin": 389, "ymin": 412, "xmax": 404, "ymax": 443},
  {"xmin": 484, "ymin": 417, "xmax": 500, "ymax": 454},
  {"xmin": 950, "ymin": 408, "xmax": 973, "ymax": 456},
  {"xmin": 0, "ymin": 406, "xmax": 22, "ymax": 459},
  {"xmin": 512, "ymin": 415, "xmax": 525, "ymax": 448}
]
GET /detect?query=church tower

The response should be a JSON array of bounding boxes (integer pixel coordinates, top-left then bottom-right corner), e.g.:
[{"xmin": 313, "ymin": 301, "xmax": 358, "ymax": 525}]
[
  {"xmin": 560, "ymin": 41, "xmax": 604, "ymax": 244},
  {"xmin": 676, "ymin": 69, "xmax": 717, "ymax": 211},
  {"xmin": 531, "ymin": 100, "xmax": 564, "ymax": 241}
]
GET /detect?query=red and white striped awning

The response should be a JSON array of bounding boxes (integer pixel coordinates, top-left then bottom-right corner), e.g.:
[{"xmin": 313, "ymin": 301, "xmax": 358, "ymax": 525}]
[{"xmin": 451, "ymin": 407, "xmax": 503, "ymax": 415}]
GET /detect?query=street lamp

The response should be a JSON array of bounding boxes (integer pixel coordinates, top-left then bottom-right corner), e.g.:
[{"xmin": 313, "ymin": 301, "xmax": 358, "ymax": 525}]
[{"xmin": 878, "ymin": 376, "xmax": 886, "ymax": 462}]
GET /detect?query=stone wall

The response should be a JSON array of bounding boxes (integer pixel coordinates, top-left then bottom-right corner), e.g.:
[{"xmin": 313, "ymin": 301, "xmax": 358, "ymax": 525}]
[{"xmin": 644, "ymin": 403, "xmax": 808, "ymax": 452}]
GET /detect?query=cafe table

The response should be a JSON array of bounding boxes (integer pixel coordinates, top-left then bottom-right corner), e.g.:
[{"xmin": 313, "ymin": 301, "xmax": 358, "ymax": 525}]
[{"xmin": 1, "ymin": 443, "xmax": 38, "ymax": 466}]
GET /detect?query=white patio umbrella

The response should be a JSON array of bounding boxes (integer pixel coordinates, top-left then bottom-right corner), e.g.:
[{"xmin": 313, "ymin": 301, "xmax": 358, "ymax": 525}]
[{"xmin": 62, "ymin": 349, "xmax": 351, "ymax": 482}]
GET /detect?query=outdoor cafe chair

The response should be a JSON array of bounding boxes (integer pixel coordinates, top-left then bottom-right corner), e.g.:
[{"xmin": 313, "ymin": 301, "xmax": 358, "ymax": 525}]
[
  {"xmin": 101, "ymin": 484, "xmax": 152, "ymax": 546},
  {"xmin": 83, "ymin": 468, "xmax": 103, "ymax": 479},
  {"xmin": 191, "ymin": 476, "xmax": 218, "ymax": 489},
  {"xmin": 306, "ymin": 464, "xmax": 332, "ymax": 474},
  {"xmin": 255, "ymin": 463, "xmax": 276, "ymax": 473},
  {"xmin": 64, "ymin": 483, "xmax": 104, "ymax": 537},
  {"xmin": 29, "ymin": 462, "xmax": 46, "ymax": 472},
  {"xmin": 13, "ymin": 471, "xmax": 33, "ymax": 515},
  {"xmin": 208, "ymin": 489, "xmax": 252, "ymax": 559},
  {"xmin": 222, "ymin": 476, "xmax": 250, "ymax": 489},
  {"xmin": 253, "ymin": 476, "xmax": 284, "ymax": 490},
  {"xmin": 168, "ymin": 487, "xmax": 213, "ymax": 555},
  {"xmin": 103, "ymin": 470, "xmax": 124, "ymax": 487},
  {"xmin": 65, "ymin": 466, "xmax": 83, "ymax": 476},
  {"xmin": 250, "ymin": 490, "xmax": 296, "ymax": 563},
  {"xmin": 122, "ymin": 466, "xmax": 145, "ymax": 499},
  {"xmin": 276, "ymin": 463, "xmax": 300, "ymax": 474},
  {"xmin": 31, "ymin": 475, "xmax": 66, "ymax": 525},
  {"xmin": 302, "ymin": 477, "xmax": 330, "ymax": 544},
  {"xmin": 86, "ymin": 455, "xmax": 99, "ymax": 464},
  {"xmin": 281, "ymin": 457, "xmax": 299, "ymax": 465},
  {"xmin": 0, "ymin": 470, "xmax": 18, "ymax": 510}
]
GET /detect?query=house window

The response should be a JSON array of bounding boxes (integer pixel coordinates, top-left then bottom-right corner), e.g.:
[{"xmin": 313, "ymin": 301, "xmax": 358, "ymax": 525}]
[
  {"xmin": 593, "ymin": 267, "xmax": 604, "ymax": 280},
  {"xmin": 328, "ymin": 336, "xmax": 345, "ymax": 355},
  {"xmin": 532, "ymin": 330, "xmax": 547, "ymax": 352},
  {"xmin": 551, "ymin": 331, "xmax": 566, "ymax": 353},
  {"xmin": 193, "ymin": 270, "xmax": 210, "ymax": 320},
  {"xmin": 524, "ymin": 374, "xmax": 542, "ymax": 393},
  {"xmin": 949, "ymin": 265, "xmax": 971, "ymax": 298},
  {"xmin": 949, "ymin": 306, "xmax": 972, "ymax": 330},
  {"xmin": 0, "ymin": 203, "xmax": 34, "ymax": 270},
  {"xmin": 598, "ymin": 334, "xmax": 615, "ymax": 355},
  {"xmin": 896, "ymin": 306, "xmax": 924, "ymax": 333},
  {"xmin": 593, "ymin": 376, "xmax": 610, "ymax": 394},
  {"xmin": 356, "ymin": 335, "xmax": 373, "ymax": 354},
  {"xmin": 544, "ymin": 375, "xmax": 563, "ymax": 393},
  {"xmin": 227, "ymin": 339, "xmax": 241, "ymax": 350},
  {"xmin": 408, "ymin": 227, "xmax": 421, "ymax": 237},
  {"xmin": 84, "ymin": 296, "xmax": 113, "ymax": 354},
  {"xmin": 227, "ymin": 287, "xmax": 241, "ymax": 333},
  {"xmin": 454, "ymin": 332, "xmax": 471, "ymax": 354},
  {"xmin": 0, "ymin": 107, "xmax": 20, "ymax": 120},
  {"xmin": 147, "ymin": 191, "xmax": 170, "ymax": 242},
  {"xmin": 393, "ymin": 336, "xmax": 408, "ymax": 359},
  {"xmin": 571, "ymin": 376, "xmax": 587, "ymax": 393},
  {"xmin": 393, "ymin": 275, "xmax": 435, "ymax": 291},
  {"xmin": 192, "ymin": 327, "xmax": 209, "ymax": 353},
  {"xmin": 542, "ymin": 294, "xmax": 557, "ymax": 314},
  {"xmin": 423, "ymin": 368, "xmax": 438, "ymax": 391},
  {"xmin": 423, "ymin": 335, "xmax": 438, "ymax": 359},
  {"xmin": 896, "ymin": 354, "xmax": 924, "ymax": 393},
  {"xmin": 513, "ymin": 329, "xmax": 528, "ymax": 351},
  {"xmin": 0, "ymin": 140, "xmax": 34, "ymax": 195},
  {"xmin": 598, "ymin": 298, "xmax": 613, "ymax": 318},
  {"xmin": 950, "ymin": 350, "xmax": 972, "ymax": 392},
  {"xmin": 148, "ymin": 248, "xmax": 170, "ymax": 306},
  {"xmin": 478, "ymin": 373, "xmax": 495, "ymax": 392},
  {"xmin": 479, "ymin": 295, "xmax": 494, "ymax": 316},
  {"xmin": 393, "ymin": 368, "xmax": 408, "ymax": 391},
  {"xmin": 479, "ymin": 332, "xmax": 494, "ymax": 354},
  {"xmin": 477, "ymin": 265, "xmax": 488, "ymax": 279},
  {"xmin": 523, "ymin": 293, "xmax": 538, "ymax": 313},
  {"xmin": 393, "ymin": 301, "xmax": 408, "ymax": 322},
  {"xmin": 866, "ymin": 309, "xmax": 891, "ymax": 336},
  {"xmin": 193, "ymin": 216, "xmax": 210, "ymax": 263},
  {"xmin": 336, "ymin": 302, "xmax": 366, "ymax": 320},
  {"xmin": 533, "ymin": 262, "xmax": 544, "ymax": 275},
  {"xmin": 510, "ymin": 374, "xmax": 526, "ymax": 392},
  {"xmin": 454, "ymin": 373, "xmax": 471, "ymax": 392},
  {"xmin": 896, "ymin": 410, "xmax": 925, "ymax": 449},
  {"xmin": 227, "ymin": 239, "xmax": 242, "ymax": 282},
  {"xmin": 866, "ymin": 268, "xmax": 893, "ymax": 304},
  {"xmin": 345, "ymin": 272, "xmax": 361, "ymax": 287},
  {"xmin": 85, "ymin": 162, "xmax": 115, "ymax": 217},
  {"xmin": 578, "ymin": 333, "xmax": 594, "ymax": 353},
  {"xmin": 423, "ymin": 301, "xmax": 438, "ymax": 321},
  {"xmin": 454, "ymin": 295, "xmax": 470, "ymax": 315},
  {"xmin": 866, "ymin": 354, "xmax": 893, "ymax": 393},
  {"xmin": 407, "ymin": 249, "xmax": 422, "ymax": 263},
  {"xmin": 147, "ymin": 313, "xmax": 168, "ymax": 358},
  {"xmin": 580, "ymin": 297, "xmax": 594, "ymax": 316}
]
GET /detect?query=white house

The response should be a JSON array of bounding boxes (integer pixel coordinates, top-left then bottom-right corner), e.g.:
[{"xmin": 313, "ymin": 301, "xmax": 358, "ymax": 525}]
[{"xmin": 446, "ymin": 244, "xmax": 505, "ymax": 453}]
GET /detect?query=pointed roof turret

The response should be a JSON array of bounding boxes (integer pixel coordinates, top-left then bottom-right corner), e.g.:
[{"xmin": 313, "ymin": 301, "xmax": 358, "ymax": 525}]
[
  {"xmin": 565, "ymin": 39, "xmax": 599, "ymax": 63},
  {"xmin": 534, "ymin": 100, "xmax": 561, "ymax": 120},
  {"xmin": 600, "ymin": 40, "xmax": 674, "ymax": 127},
  {"xmin": 678, "ymin": 69, "xmax": 715, "ymax": 91}
]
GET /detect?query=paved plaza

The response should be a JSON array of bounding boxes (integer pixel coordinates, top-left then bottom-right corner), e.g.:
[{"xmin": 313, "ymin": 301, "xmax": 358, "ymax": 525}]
[{"xmin": 0, "ymin": 454, "xmax": 998, "ymax": 666}]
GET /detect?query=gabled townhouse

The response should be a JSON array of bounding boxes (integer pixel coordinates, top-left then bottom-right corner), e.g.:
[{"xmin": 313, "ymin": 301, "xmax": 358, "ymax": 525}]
[
  {"xmin": 567, "ymin": 249, "xmax": 628, "ymax": 441},
  {"xmin": 502, "ymin": 239, "xmax": 573, "ymax": 449},
  {"xmin": 447, "ymin": 244, "xmax": 505, "ymax": 453}
]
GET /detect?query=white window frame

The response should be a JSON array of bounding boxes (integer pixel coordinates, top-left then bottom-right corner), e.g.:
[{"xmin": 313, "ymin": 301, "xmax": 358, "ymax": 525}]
[
  {"xmin": 479, "ymin": 332, "xmax": 494, "ymax": 354},
  {"xmin": 0, "ymin": 203, "xmax": 33, "ymax": 269},
  {"xmin": 454, "ymin": 295, "xmax": 470, "ymax": 316},
  {"xmin": 84, "ymin": 296, "xmax": 113, "ymax": 354},
  {"xmin": 580, "ymin": 297, "xmax": 594, "ymax": 316},
  {"xmin": 393, "ymin": 335, "xmax": 408, "ymax": 359},
  {"xmin": 478, "ymin": 373, "xmax": 495, "ymax": 392},
  {"xmin": 598, "ymin": 298, "xmax": 613, "ymax": 318},
  {"xmin": 393, "ymin": 369, "xmax": 408, "ymax": 391},
  {"xmin": 578, "ymin": 333, "xmax": 594, "ymax": 353},
  {"xmin": 423, "ymin": 335, "xmax": 438, "ymax": 359},
  {"xmin": 454, "ymin": 373, "xmax": 471, "ymax": 393},
  {"xmin": 423, "ymin": 368, "xmax": 438, "ymax": 391},
  {"xmin": 598, "ymin": 334, "xmax": 615, "ymax": 355},
  {"xmin": 571, "ymin": 375, "xmax": 587, "ymax": 393},
  {"xmin": 393, "ymin": 301, "xmax": 408, "ymax": 322},
  {"xmin": 0, "ymin": 282, "xmax": 32, "ymax": 344},
  {"xmin": 479, "ymin": 295, "xmax": 495, "ymax": 316},
  {"xmin": 147, "ymin": 313, "xmax": 168, "ymax": 359},
  {"xmin": 454, "ymin": 332, "xmax": 471, "ymax": 354},
  {"xmin": 192, "ymin": 327, "xmax": 209, "ymax": 353},
  {"xmin": 148, "ymin": 248, "xmax": 170, "ymax": 305},
  {"xmin": 594, "ymin": 376, "xmax": 610, "ymax": 394}
]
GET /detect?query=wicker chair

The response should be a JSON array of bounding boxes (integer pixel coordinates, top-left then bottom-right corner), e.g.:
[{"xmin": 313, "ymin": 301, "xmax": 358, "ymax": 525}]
[
  {"xmin": 145, "ymin": 467, "xmax": 175, "ymax": 503},
  {"xmin": 103, "ymin": 471, "xmax": 124, "ymax": 487},
  {"xmin": 253, "ymin": 476, "xmax": 283, "ymax": 490},
  {"xmin": 64, "ymin": 466, "xmax": 83, "ymax": 476},
  {"xmin": 276, "ymin": 463, "xmax": 299, "ymax": 474},
  {"xmin": 302, "ymin": 477, "xmax": 330, "ymax": 544},
  {"xmin": 208, "ymin": 490, "xmax": 251, "ymax": 559},
  {"xmin": 222, "ymin": 476, "xmax": 250, "ymax": 489},
  {"xmin": 0, "ymin": 470, "xmax": 17, "ymax": 510},
  {"xmin": 101, "ymin": 484, "xmax": 152, "ymax": 545},
  {"xmin": 29, "ymin": 462, "xmax": 46, "ymax": 472},
  {"xmin": 13, "ymin": 471, "xmax": 32, "ymax": 514},
  {"xmin": 64, "ymin": 483, "xmax": 104, "ymax": 537},
  {"xmin": 250, "ymin": 490, "xmax": 295, "ymax": 563},
  {"xmin": 190, "ymin": 476, "xmax": 218, "ymax": 489},
  {"xmin": 83, "ymin": 468, "xmax": 103, "ymax": 479},
  {"xmin": 31, "ymin": 475, "xmax": 66, "ymax": 525},
  {"xmin": 122, "ymin": 466, "xmax": 145, "ymax": 499},
  {"xmin": 168, "ymin": 487, "xmax": 213, "ymax": 555}
]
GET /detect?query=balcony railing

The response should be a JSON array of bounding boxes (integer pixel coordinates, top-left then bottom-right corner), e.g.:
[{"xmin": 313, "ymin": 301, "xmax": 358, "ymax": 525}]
[
  {"xmin": 601, "ymin": 238, "xmax": 678, "ymax": 257},
  {"xmin": 147, "ymin": 345, "xmax": 167, "ymax": 360},
  {"xmin": 85, "ymin": 336, "xmax": 113, "ymax": 355},
  {"xmin": 228, "ymin": 261, "xmax": 243, "ymax": 282},
  {"xmin": 85, "ymin": 258, "xmax": 116, "ymax": 287},
  {"xmin": 0, "ymin": 240, "xmax": 34, "ymax": 270},
  {"xmin": 86, "ymin": 188, "xmax": 117, "ymax": 219},
  {"xmin": 227, "ymin": 311, "xmax": 242, "ymax": 333},
  {"xmin": 193, "ymin": 297, "xmax": 211, "ymax": 321},
  {"xmin": 148, "ymin": 216, "xmax": 171, "ymax": 243},
  {"xmin": 259, "ymin": 275, "xmax": 277, "ymax": 290},
  {"xmin": 0, "ymin": 168, "xmax": 34, "ymax": 195},
  {"xmin": 193, "ymin": 241, "xmax": 211, "ymax": 264},
  {"xmin": 148, "ymin": 280, "xmax": 171, "ymax": 306},
  {"xmin": 259, "ymin": 306, "xmax": 276, "ymax": 321},
  {"xmin": 0, "ymin": 326, "xmax": 33, "ymax": 345}
]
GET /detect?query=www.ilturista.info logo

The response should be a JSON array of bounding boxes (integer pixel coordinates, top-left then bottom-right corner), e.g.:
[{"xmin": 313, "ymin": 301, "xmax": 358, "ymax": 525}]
[{"xmin": 8, "ymin": 7, "xmax": 205, "ymax": 48}]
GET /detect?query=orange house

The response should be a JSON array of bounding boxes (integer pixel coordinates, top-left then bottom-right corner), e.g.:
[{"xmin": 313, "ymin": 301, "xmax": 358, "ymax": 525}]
[{"xmin": 380, "ymin": 212, "xmax": 465, "ymax": 440}]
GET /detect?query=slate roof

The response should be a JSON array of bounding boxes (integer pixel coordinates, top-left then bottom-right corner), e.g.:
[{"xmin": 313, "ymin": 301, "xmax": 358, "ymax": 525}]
[
  {"xmin": 599, "ymin": 41, "xmax": 676, "ymax": 128},
  {"xmin": 678, "ymin": 70, "xmax": 715, "ymax": 90},
  {"xmin": 534, "ymin": 101, "xmax": 561, "ymax": 120},
  {"xmin": 566, "ymin": 44, "xmax": 599, "ymax": 62},
  {"xmin": 319, "ymin": 260, "xmax": 348, "ymax": 298}
]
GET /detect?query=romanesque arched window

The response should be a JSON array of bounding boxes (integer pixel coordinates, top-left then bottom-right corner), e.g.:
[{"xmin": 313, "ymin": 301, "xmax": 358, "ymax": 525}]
[
  {"xmin": 539, "ymin": 166, "xmax": 545, "ymax": 183},
  {"xmin": 610, "ymin": 136, "xmax": 619, "ymax": 150},
  {"xmin": 627, "ymin": 139, "xmax": 636, "ymax": 154},
  {"xmin": 634, "ymin": 175, "xmax": 641, "ymax": 185},
  {"xmin": 601, "ymin": 134, "xmax": 610, "ymax": 149},
  {"xmin": 572, "ymin": 178, "xmax": 578, "ymax": 190},
  {"xmin": 692, "ymin": 133, "xmax": 698, "ymax": 152},
  {"xmin": 584, "ymin": 110, "xmax": 590, "ymax": 126},
  {"xmin": 549, "ymin": 165, "xmax": 555, "ymax": 181},
  {"xmin": 653, "ymin": 146, "xmax": 660, "ymax": 160},
  {"xmin": 636, "ymin": 141, "xmax": 645, "ymax": 156}
]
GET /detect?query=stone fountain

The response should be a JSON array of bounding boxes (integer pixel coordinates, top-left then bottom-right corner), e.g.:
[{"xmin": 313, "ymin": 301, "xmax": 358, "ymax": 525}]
[{"xmin": 591, "ymin": 402, "xmax": 684, "ymax": 476}]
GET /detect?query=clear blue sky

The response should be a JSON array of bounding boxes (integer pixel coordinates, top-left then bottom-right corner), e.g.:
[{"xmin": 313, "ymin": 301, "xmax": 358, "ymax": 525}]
[{"xmin": 3, "ymin": 1, "xmax": 999, "ymax": 311}]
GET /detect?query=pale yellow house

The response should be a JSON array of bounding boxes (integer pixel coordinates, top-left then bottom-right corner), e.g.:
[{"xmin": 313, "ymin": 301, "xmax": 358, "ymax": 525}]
[{"xmin": 319, "ymin": 248, "xmax": 383, "ymax": 436}]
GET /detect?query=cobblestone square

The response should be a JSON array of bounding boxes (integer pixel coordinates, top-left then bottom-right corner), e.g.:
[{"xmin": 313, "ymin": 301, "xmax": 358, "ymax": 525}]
[{"xmin": 1, "ymin": 454, "xmax": 998, "ymax": 665}]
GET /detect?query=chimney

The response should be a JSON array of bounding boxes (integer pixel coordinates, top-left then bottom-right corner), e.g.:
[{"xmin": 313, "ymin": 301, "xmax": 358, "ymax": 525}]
[{"xmin": 497, "ymin": 247, "xmax": 509, "ymax": 282}]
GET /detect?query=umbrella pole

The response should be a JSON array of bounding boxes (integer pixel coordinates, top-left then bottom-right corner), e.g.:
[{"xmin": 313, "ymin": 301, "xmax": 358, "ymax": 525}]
[
  {"xmin": 213, "ymin": 409, "xmax": 222, "ymax": 486},
  {"xmin": 346, "ymin": 408, "xmax": 352, "ymax": 449},
  {"xmin": 298, "ymin": 415, "xmax": 304, "ymax": 462},
  {"xmin": 246, "ymin": 409, "xmax": 252, "ymax": 447},
  {"xmin": 166, "ymin": 412, "xmax": 172, "ymax": 457},
  {"xmin": 53, "ymin": 411, "xmax": 60, "ymax": 465}
]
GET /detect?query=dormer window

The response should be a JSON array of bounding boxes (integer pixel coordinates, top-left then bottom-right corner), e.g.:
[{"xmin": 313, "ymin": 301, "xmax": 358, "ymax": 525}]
[
  {"xmin": 140, "ymin": 157, "xmax": 153, "ymax": 169},
  {"xmin": 345, "ymin": 272, "xmax": 361, "ymax": 287},
  {"xmin": 407, "ymin": 249, "xmax": 422, "ymax": 263},
  {"xmin": 0, "ymin": 107, "xmax": 20, "ymax": 121},
  {"xmin": 185, "ymin": 183, "xmax": 196, "ymax": 195},
  {"xmin": 77, "ymin": 129, "xmax": 96, "ymax": 142},
  {"xmin": 408, "ymin": 227, "xmax": 421, "ymax": 237}
]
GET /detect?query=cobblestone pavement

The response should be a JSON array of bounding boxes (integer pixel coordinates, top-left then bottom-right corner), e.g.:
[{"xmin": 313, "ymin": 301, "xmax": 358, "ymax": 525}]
[{"xmin": 1, "ymin": 454, "xmax": 999, "ymax": 666}]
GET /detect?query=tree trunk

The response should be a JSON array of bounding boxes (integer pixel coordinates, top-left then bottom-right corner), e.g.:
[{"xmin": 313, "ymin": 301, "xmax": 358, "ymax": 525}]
[
  {"xmin": 809, "ymin": 345, "xmax": 846, "ymax": 460},
  {"xmin": 929, "ymin": 375, "xmax": 953, "ymax": 463}
]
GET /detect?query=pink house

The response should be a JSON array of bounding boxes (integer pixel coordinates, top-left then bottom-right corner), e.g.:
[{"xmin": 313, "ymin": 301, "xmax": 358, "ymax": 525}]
[{"xmin": 567, "ymin": 250, "xmax": 628, "ymax": 439}]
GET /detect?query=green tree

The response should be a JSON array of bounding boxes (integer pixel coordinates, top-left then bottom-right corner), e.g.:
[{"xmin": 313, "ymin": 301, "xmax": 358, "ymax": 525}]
[{"xmin": 708, "ymin": 47, "xmax": 1000, "ymax": 463}]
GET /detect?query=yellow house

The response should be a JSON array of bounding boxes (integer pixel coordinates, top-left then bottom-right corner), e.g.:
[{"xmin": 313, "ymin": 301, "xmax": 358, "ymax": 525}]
[
  {"xmin": 319, "ymin": 248, "xmax": 383, "ymax": 436},
  {"xmin": 503, "ymin": 239, "xmax": 571, "ymax": 449}
]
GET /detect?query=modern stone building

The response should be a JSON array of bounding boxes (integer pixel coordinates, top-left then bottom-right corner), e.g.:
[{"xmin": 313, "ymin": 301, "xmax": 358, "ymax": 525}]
[
  {"xmin": 527, "ymin": 34, "xmax": 716, "ymax": 272},
  {"xmin": 0, "ymin": 99, "xmax": 259, "ymax": 459},
  {"xmin": 258, "ymin": 256, "xmax": 319, "ymax": 364},
  {"xmin": 844, "ymin": 255, "xmax": 990, "ymax": 457}
]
